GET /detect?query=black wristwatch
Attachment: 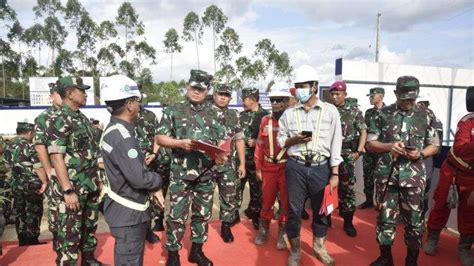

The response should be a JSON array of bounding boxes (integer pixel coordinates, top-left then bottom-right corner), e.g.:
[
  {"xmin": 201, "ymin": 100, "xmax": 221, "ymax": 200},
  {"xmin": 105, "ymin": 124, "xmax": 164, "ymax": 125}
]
[
  {"xmin": 357, "ymin": 150, "xmax": 365, "ymax": 156},
  {"xmin": 330, "ymin": 173, "xmax": 339, "ymax": 177},
  {"xmin": 419, "ymin": 151, "xmax": 425, "ymax": 160},
  {"xmin": 63, "ymin": 188, "xmax": 75, "ymax": 195}
]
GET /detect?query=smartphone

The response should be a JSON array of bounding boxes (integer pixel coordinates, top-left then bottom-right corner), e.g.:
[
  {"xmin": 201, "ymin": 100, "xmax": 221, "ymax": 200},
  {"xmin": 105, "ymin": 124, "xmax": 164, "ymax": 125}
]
[
  {"xmin": 405, "ymin": 145, "xmax": 417, "ymax": 151},
  {"xmin": 301, "ymin": 131, "xmax": 312, "ymax": 138}
]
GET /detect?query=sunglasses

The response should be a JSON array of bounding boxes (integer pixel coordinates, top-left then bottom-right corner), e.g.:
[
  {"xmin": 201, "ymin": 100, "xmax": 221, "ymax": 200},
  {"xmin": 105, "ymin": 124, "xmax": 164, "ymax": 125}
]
[{"xmin": 270, "ymin": 97, "xmax": 285, "ymax": 103}]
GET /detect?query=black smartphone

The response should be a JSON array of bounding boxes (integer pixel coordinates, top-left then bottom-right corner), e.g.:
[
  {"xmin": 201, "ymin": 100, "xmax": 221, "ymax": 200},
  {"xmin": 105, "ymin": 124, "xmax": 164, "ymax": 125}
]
[
  {"xmin": 301, "ymin": 131, "xmax": 312, "ymax": 138},
  {"xmin": 405, "ymin": 145, "xmax": 417, "ymax": 151}
]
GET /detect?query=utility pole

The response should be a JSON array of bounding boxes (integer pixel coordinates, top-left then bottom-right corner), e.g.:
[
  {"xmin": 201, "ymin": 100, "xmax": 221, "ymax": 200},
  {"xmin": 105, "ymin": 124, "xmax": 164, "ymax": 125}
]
[{"xmin": 375, "ymin": 13, "xmax": 381, "ymax": 62}]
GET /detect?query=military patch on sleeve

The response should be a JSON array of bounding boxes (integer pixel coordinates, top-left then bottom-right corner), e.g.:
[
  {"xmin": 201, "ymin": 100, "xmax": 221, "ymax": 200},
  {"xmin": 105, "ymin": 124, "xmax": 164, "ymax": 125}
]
[{"xmin": 128, "ymin": 148, "xmax": 138, "ymax": 159}]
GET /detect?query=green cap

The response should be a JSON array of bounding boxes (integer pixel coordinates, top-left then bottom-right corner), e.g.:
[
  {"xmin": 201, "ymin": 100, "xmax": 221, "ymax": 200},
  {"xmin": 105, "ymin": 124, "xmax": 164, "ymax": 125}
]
[
  {"xmin": 367, "ymin": 87, "xmax": 385, "ymax": 96},
  {"xmin": 57, "ymin": 76, "xmax": 90, "ymax": 92},
  {"xmin": 396, "ymin": 76, "xmax": 419, "ymax": 100},
  {"xmin": 242, "ymin": 87, "xmax": 259, "ymax": 99},
  {"xmin": 17, "ymin": 122, "xmax": 34, "ymax": 131},
  {"xmin": 215, "ymin": 84, "xmax": 232, "ymax": 95},
  {"xmin": 189, "ymin": 70, "xmax": 213, "ymax": 90}
]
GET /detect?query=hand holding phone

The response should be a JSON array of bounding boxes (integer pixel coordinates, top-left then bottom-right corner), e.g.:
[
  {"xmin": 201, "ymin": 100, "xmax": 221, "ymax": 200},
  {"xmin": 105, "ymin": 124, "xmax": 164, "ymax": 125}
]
[
  {"xmin": 301, "ymin": 130, "xmax": 312, "ymax": 138},
  {"xmin": 405, "ymin": 145, "xmax": 417, "ymax": 151}
]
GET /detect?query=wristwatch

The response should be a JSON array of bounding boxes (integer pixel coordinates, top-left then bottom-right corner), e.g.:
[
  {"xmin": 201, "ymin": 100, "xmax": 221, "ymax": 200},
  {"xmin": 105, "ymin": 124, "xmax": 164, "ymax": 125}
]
[
  {"xmin": 63, "ymin": 188, "xmax": 75, "ymax": 195},
  {"xmin": 357, "ymin": 150, "xmax": 366, "ymax": 156},
  {"xmin": 419, "ymin": 151, "xmax": 425, "ymax": 160}
]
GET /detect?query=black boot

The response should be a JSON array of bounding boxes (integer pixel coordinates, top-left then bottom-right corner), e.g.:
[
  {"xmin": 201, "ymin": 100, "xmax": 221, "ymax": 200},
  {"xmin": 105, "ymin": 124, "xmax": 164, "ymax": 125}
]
[
  {"xmin": 18, "ymin": 233, "xmax": 28, "ymax": 247},
  {"xmin": 405, "ymin": 248, "xmax": 419, "ymax": 266},
  {"xmin": 81, "ymin": 252, "xmax": 103, "ymax": 266},
  {"xmin": 167, "ymin": 250, "xmax": 181, "ymax": 266},
  {"xmin": 220, "ymin": 222, "xmax": 234, "ymax": 243},
  {"xmin": 327, "ymin": 214, "xmax": 332, "ymax": 228},
  {"xmin": 358, "ymin": 198, "xmax": 374, "ymax": 209},
  {"xmin": 342, "ymin": 211, "xmax": 357, "ymax": 237},
  {"xmin": 29, "ymin": 237, "xmax": 47, "ymax": 246},
  {"xmin": 301, "ymin": 208, "xmax": 309, "ymax": 220},
  {"xmin": 153, "ymin": 217, "xmax": 165, "ymax": 232},
  {"xmin": 146, "ymin": 228, "xmax": 160, "ymax": 243},
  {"xmin": 251, "ymin": 213, "xmax": 259, "ymax": 230},
  {"xmin": 231, "ymin": 210, "xmax": 240, "ymax": 227},
  {"xmin": 188, "ymin": 243, "xmax": 213, "ymax": 266},
  {"xmin": 370, "ymin": 245, "xmax": 394, "ymax": 266}
]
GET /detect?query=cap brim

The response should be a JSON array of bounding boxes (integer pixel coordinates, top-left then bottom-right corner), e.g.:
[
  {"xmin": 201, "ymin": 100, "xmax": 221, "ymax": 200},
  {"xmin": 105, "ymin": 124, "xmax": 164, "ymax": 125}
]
[
  {"xmin": 398, "ymin": 93, "xmax": 417, "ymax": 100},
  {"xmin": 189, "ymin": 81, "xmax": 208, "ymax": 90},
  {"xmin": 268, "ymin": 92, "xmax": 291, "ymax": 97}
]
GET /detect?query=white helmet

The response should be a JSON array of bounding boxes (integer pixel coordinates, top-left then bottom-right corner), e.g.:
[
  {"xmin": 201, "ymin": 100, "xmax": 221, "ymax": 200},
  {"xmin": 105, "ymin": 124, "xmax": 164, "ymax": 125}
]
[
  {"xmin": 101, "ymin": 75, "xmax": 141, "ymax": 102},
  {"xmin": 293, "ymin": 65, "xmax": 319, "ymax": 84},
  {"xmin": 268, "ymin": 81, "xmax": 291, "ymax": 97}
]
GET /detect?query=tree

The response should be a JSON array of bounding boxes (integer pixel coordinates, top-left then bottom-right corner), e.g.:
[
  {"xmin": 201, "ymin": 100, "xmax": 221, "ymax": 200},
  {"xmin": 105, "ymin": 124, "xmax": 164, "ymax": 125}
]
[
  {"xmin": 182, "ymin": 11, "xmax": 203, "ymax": 69},
  {"xmin": 23, "ymin": 24, "xmax": 44, "ymax": 66},
  {"xmin": 215, "ymin": 27, "xmax": 242, "ymax": 66},
  {"xmin": 0, "ymin": 0, "xmax": 18, "ymax": 97},
  {"xmin": 163, "ymin": 28, "xmax": 182, "ymax": 81},
  {"xmin": 54, "ymin": 48, "xmax": 75, "ymax": 76},
  {"xmin": 7, "ymin": 20, "xmax": 24, "ymax": 80},
  {"xmin": 273, "ymin": 52, "xmax": 293, "ymax": 81},
  {"xmin": 76, "ymin": 12, "xmax": 97, "ymax": 75},
  {"xmin": 202, "ymin": 5, "xmax": 228, "ymax": 73},
  {"xmin": 115, "ymin": 2, "xmax": 144, "ymax": 62}
]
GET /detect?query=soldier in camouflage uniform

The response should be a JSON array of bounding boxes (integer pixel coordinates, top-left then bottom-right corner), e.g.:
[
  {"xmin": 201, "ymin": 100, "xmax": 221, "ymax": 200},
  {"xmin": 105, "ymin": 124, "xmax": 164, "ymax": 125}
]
[
  {"xmin": 157, "ymin": 70, "xmax": 227, "ymax": 266},
  {"xmin": 0, "ymin": 135, "xmax": 14, "ymax": 225},
  {"xmin": 367, "ymin": 76, "xmax": 440, "ymax": 266},
  {"xmin": 33, "ymin": 83, "xmax": 62, "ymax": 251},
  {"xmin": 330, "ymin": 81, "xmax": 367, "ymax": 238},
  {"xmin": 134, "ymin": 96, "xmax": 162, "ymax": 243},
  {"xmin": 46, "ymin": 76, "xmax": 102, "ymax": 265},
  {"xmin": 359, "ymin": 87, "xmax": 386, "ymax": 209},
  {"xmin": 237, "ymin": 87, "xmax": 269, "ymax": 229},
  {"xmin": 3, "ymin": 122, "xmax": 48, "ymax": 246},
  {"xmin": 212, "ymin": 84, "xmax": 246, "ymax": 243}
]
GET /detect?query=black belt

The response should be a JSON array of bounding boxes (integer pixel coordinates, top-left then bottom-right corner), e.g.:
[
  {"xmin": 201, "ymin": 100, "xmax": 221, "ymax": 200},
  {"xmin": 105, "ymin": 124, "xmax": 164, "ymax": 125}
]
[{"xmin": 289, "ymin": 156, "xmax": 328, "ymax": 167}]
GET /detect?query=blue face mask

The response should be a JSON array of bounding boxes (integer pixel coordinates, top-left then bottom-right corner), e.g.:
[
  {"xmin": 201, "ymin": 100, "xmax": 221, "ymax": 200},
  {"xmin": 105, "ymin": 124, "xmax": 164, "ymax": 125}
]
[{"xmin": 296, "ymin": 88, "xmax": 311, "ymax": 103}]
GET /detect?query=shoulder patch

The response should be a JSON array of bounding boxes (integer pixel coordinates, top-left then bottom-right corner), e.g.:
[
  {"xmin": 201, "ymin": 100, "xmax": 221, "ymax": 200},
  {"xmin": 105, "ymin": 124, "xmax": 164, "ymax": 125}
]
[{"xmin": 127, "ymin": 148, "xmax": 138, "ymax": 159}]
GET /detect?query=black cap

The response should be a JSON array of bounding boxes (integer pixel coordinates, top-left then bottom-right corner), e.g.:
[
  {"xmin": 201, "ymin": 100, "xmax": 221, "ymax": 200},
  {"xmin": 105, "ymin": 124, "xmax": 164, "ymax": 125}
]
[{"xmin": 189, "ymin": 70, "xmax": 213, "ymax": 90}]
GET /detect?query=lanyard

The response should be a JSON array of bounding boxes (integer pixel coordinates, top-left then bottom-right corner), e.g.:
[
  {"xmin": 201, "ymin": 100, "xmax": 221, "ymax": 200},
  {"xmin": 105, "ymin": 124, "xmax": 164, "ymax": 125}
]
[{"xmin": 295, "ymin": 103, "xmax": 324, "ymax": 158}]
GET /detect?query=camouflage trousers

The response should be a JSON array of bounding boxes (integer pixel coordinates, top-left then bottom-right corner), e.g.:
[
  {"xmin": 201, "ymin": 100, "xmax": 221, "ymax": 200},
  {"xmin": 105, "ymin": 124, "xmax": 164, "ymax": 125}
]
[
  {"xmin": 338, "ymin": 155, "xmax": 357, "ymax": 213},
  {"xmin": 52, "ymin": 180, "xmax": 100, "ymax": 265},
  {"xmin": 236, "ymin": 165, "xmax": 262, "ymax": 216},
  {"xmin": 0, "ymin": 178, "xmax": 13, "ymax": 222},
  {"xmin": 362, "ymin": 152, "xmax": 378, "ymax": 200},
  {"xmin": 166, "ymin": 178, "xmax": 215, "ymax": 251},
  {"xmin": 47, "ymin": 175, "xmax": 59, "ymax": 251},
  {"xmin": 215, "ymin": 166, "xmax": 238, "ymax": 223},
  {"xmin": 376, "ymin": 185, "xmax": 424, "ymax": 248},
  {"xmin": 13, "ymin": 188, "xmax": 44, "ymax": 239},
  {"xmin": 151, "ymin": 171, "xmax": 170, "ymax": 220}
]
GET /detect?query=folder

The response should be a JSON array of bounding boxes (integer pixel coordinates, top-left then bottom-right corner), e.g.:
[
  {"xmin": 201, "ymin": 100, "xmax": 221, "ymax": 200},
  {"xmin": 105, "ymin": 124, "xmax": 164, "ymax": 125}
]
[
  {"xmin": 319, "ymin": 185, "xmax": 339, "ymax": 216},
  {"xmin": 191, "ymin": 139, "xmax": 229, "ymax": 160}
]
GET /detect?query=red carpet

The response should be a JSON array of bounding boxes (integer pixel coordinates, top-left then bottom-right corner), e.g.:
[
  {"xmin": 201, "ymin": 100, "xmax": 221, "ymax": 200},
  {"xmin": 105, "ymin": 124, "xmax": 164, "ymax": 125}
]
[{"xmin": 1, "ymin": 209, "xmax": 463, "ymax": 265}]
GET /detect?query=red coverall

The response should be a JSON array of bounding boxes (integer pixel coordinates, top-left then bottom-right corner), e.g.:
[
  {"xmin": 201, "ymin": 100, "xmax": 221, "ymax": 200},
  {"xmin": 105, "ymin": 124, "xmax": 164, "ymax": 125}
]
[
  {"xmin": 254, "ymin": 114, "xmax": 289, "ymax": 222},
  {"xmin": 427, "ymin": 113, "xmax": 474, "ymax": 234}
]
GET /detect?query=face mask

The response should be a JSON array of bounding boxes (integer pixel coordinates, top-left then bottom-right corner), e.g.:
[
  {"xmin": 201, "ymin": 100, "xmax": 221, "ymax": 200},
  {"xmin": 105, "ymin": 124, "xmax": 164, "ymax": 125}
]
[{"xmin": 296, "ymin": 88, "xmax": 311, "ymax": 103}]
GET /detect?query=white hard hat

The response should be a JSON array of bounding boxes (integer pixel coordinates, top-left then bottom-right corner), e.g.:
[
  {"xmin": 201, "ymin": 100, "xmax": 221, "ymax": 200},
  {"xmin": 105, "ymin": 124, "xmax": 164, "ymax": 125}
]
[
  {"xmin": 293, "ymin": 65, "xmax": 319, "ymax": 84},
  {"xmin": 101, "ymin": 75, "xmax": 141, "ymax": 102},
  {"xmin": 268, "ymin": 81, "xmax": 291, "ymax": 97}
]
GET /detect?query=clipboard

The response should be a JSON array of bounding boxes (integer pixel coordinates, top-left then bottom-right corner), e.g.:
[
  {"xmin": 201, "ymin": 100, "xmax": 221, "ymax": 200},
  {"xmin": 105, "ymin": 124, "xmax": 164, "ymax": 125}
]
[{"xmin": 319, "ymin": 185, "xmax": 339, "ymax": 216}]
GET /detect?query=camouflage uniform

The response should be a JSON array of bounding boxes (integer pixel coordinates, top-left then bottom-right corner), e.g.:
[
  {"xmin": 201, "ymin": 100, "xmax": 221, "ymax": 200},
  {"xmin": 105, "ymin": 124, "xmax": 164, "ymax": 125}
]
[
  {"xmin": 362, "ymin": 103, "xmax": 385, "ymax": 202},
  {"xmin": 368, "ymin": 102, "xmax": 439, "ymax": 249},
  {"xmin": 237, "ymin": 104, "xmax": 269, "ymax": 218},
  {"xmin": 212, "ymin": 104, "xmax": 241, "ymax": 224},
  {"xmin": 158, "ymin": 100, "xmax": 225, "ymax": 251},
  {"xmin": 47, "ymin": 104, "xmax": 101, "ymax": 264},
  {"xmin": 34, "ymin": 105, "xmax": 60, "ymax": 242},
  {"xmin": 337, "ymin": 102, "xmax": 367, "ymax": 214},
  {"xmin": 3, "ymin": 134, "xmax": 44, "ymax": 243},
  {"xmin": 0, "ymin": 136, "xmax": 13, "ymax": 224}
]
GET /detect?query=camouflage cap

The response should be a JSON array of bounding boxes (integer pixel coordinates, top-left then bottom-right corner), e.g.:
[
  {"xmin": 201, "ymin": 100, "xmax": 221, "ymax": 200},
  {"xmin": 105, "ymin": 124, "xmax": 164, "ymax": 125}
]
[
  {"xmin": 57, "ymin": 76, "xmax": 91, "ymax": 91},
  {"xmin": 242, "ymin": 87, "xmax": 259, "ymax": 99},
  {"xmin": 17, "ymin": 122, "xmax": 35, "ymax": 131},
  {"xmin": 366, "ymin": 87, "xmax": 385, "ymax": 96},
  {"xmin": 215, "ymin": 84, "xmax": 232, "ymax": 96},
  {"xmin": 189, "ymin": 69, "xmax": 213, "ymax": 90},
  {"xmin": 396, "ymin": 76, "xmax": 419, "ymax": 100},
  {"xmin": 345, "ymin": 97, "xmax": 358, "ymax": 107}
]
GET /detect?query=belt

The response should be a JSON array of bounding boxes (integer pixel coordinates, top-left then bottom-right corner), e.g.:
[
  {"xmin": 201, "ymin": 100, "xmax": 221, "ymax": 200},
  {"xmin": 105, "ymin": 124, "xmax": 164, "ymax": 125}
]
[
  {"xmin": 289, "ymin": 156, "xmax": 328, "ymax": 167},
  {"xmin": 264, "ymin": 155, "xmax": 287, "ymax": 164}
]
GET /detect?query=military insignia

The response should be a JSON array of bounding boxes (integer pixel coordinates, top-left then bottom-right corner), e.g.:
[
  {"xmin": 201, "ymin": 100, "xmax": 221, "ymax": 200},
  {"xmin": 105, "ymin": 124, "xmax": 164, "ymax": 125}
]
[{"xmin": 128, "ymin": 148, "xmax": 138, "ymax": 159}]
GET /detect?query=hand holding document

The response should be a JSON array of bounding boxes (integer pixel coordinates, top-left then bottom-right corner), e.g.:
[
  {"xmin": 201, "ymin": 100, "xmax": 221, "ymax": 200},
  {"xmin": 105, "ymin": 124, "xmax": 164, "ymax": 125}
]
[{"xmin": 319, "ymin": 185, "xmax": 339, "ymax": 216}]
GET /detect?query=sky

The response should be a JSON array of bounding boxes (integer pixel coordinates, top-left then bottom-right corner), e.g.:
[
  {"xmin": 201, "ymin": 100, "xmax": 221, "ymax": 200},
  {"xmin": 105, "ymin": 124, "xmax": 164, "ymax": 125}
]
[{"xmin": 5, "ymin": 0, "xmax": 474, "ymax": 86}]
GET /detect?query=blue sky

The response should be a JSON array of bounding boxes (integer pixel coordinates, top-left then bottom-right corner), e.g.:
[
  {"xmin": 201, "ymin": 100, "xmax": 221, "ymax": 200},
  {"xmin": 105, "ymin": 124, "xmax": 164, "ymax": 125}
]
[{"xmin": 4, "ymin": 0, "xmax": 473, "ymax": 85}]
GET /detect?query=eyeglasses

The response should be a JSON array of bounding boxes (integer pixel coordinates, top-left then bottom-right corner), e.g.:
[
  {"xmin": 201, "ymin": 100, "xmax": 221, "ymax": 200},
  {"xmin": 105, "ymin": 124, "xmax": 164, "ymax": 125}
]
[
  {"xmin": 270, "ymin": 97, "xmax": 285, "ymax": 103},
  {"xmin": 190, "ymin": 86, "xmax": 207, "ymax": 92}
]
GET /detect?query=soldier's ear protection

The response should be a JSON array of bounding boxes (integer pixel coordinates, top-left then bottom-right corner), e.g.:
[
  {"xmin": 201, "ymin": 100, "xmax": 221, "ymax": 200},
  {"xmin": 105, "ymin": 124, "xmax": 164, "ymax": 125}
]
[{"xmin": 467, "ymin": 86, "xmax": 474, "ymax": 112}]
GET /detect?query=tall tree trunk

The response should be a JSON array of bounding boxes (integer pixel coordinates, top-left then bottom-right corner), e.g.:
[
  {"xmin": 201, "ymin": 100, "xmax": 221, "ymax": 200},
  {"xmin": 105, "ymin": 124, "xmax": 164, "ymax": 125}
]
[
  {"xmin": 194, "ymin": 31, "xmax": 200, "ymax": 69},
  {"xmin": 170, "ymin": 53, "xmax": 173, "ymax": 81},
  {"xmin": 52, "ymin": 46, "xmax": 55, "ymax": 76},
  {"xmin": 125, "ymin": 25, "xmax": 128, "ymax": 63},
  {"xmin": 212, "ymin": 28, "xmax": 216, "ymax": 73},
  {"xmin": 1, "ymin": 53, "xmax": 5, "ymax": 97}
]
